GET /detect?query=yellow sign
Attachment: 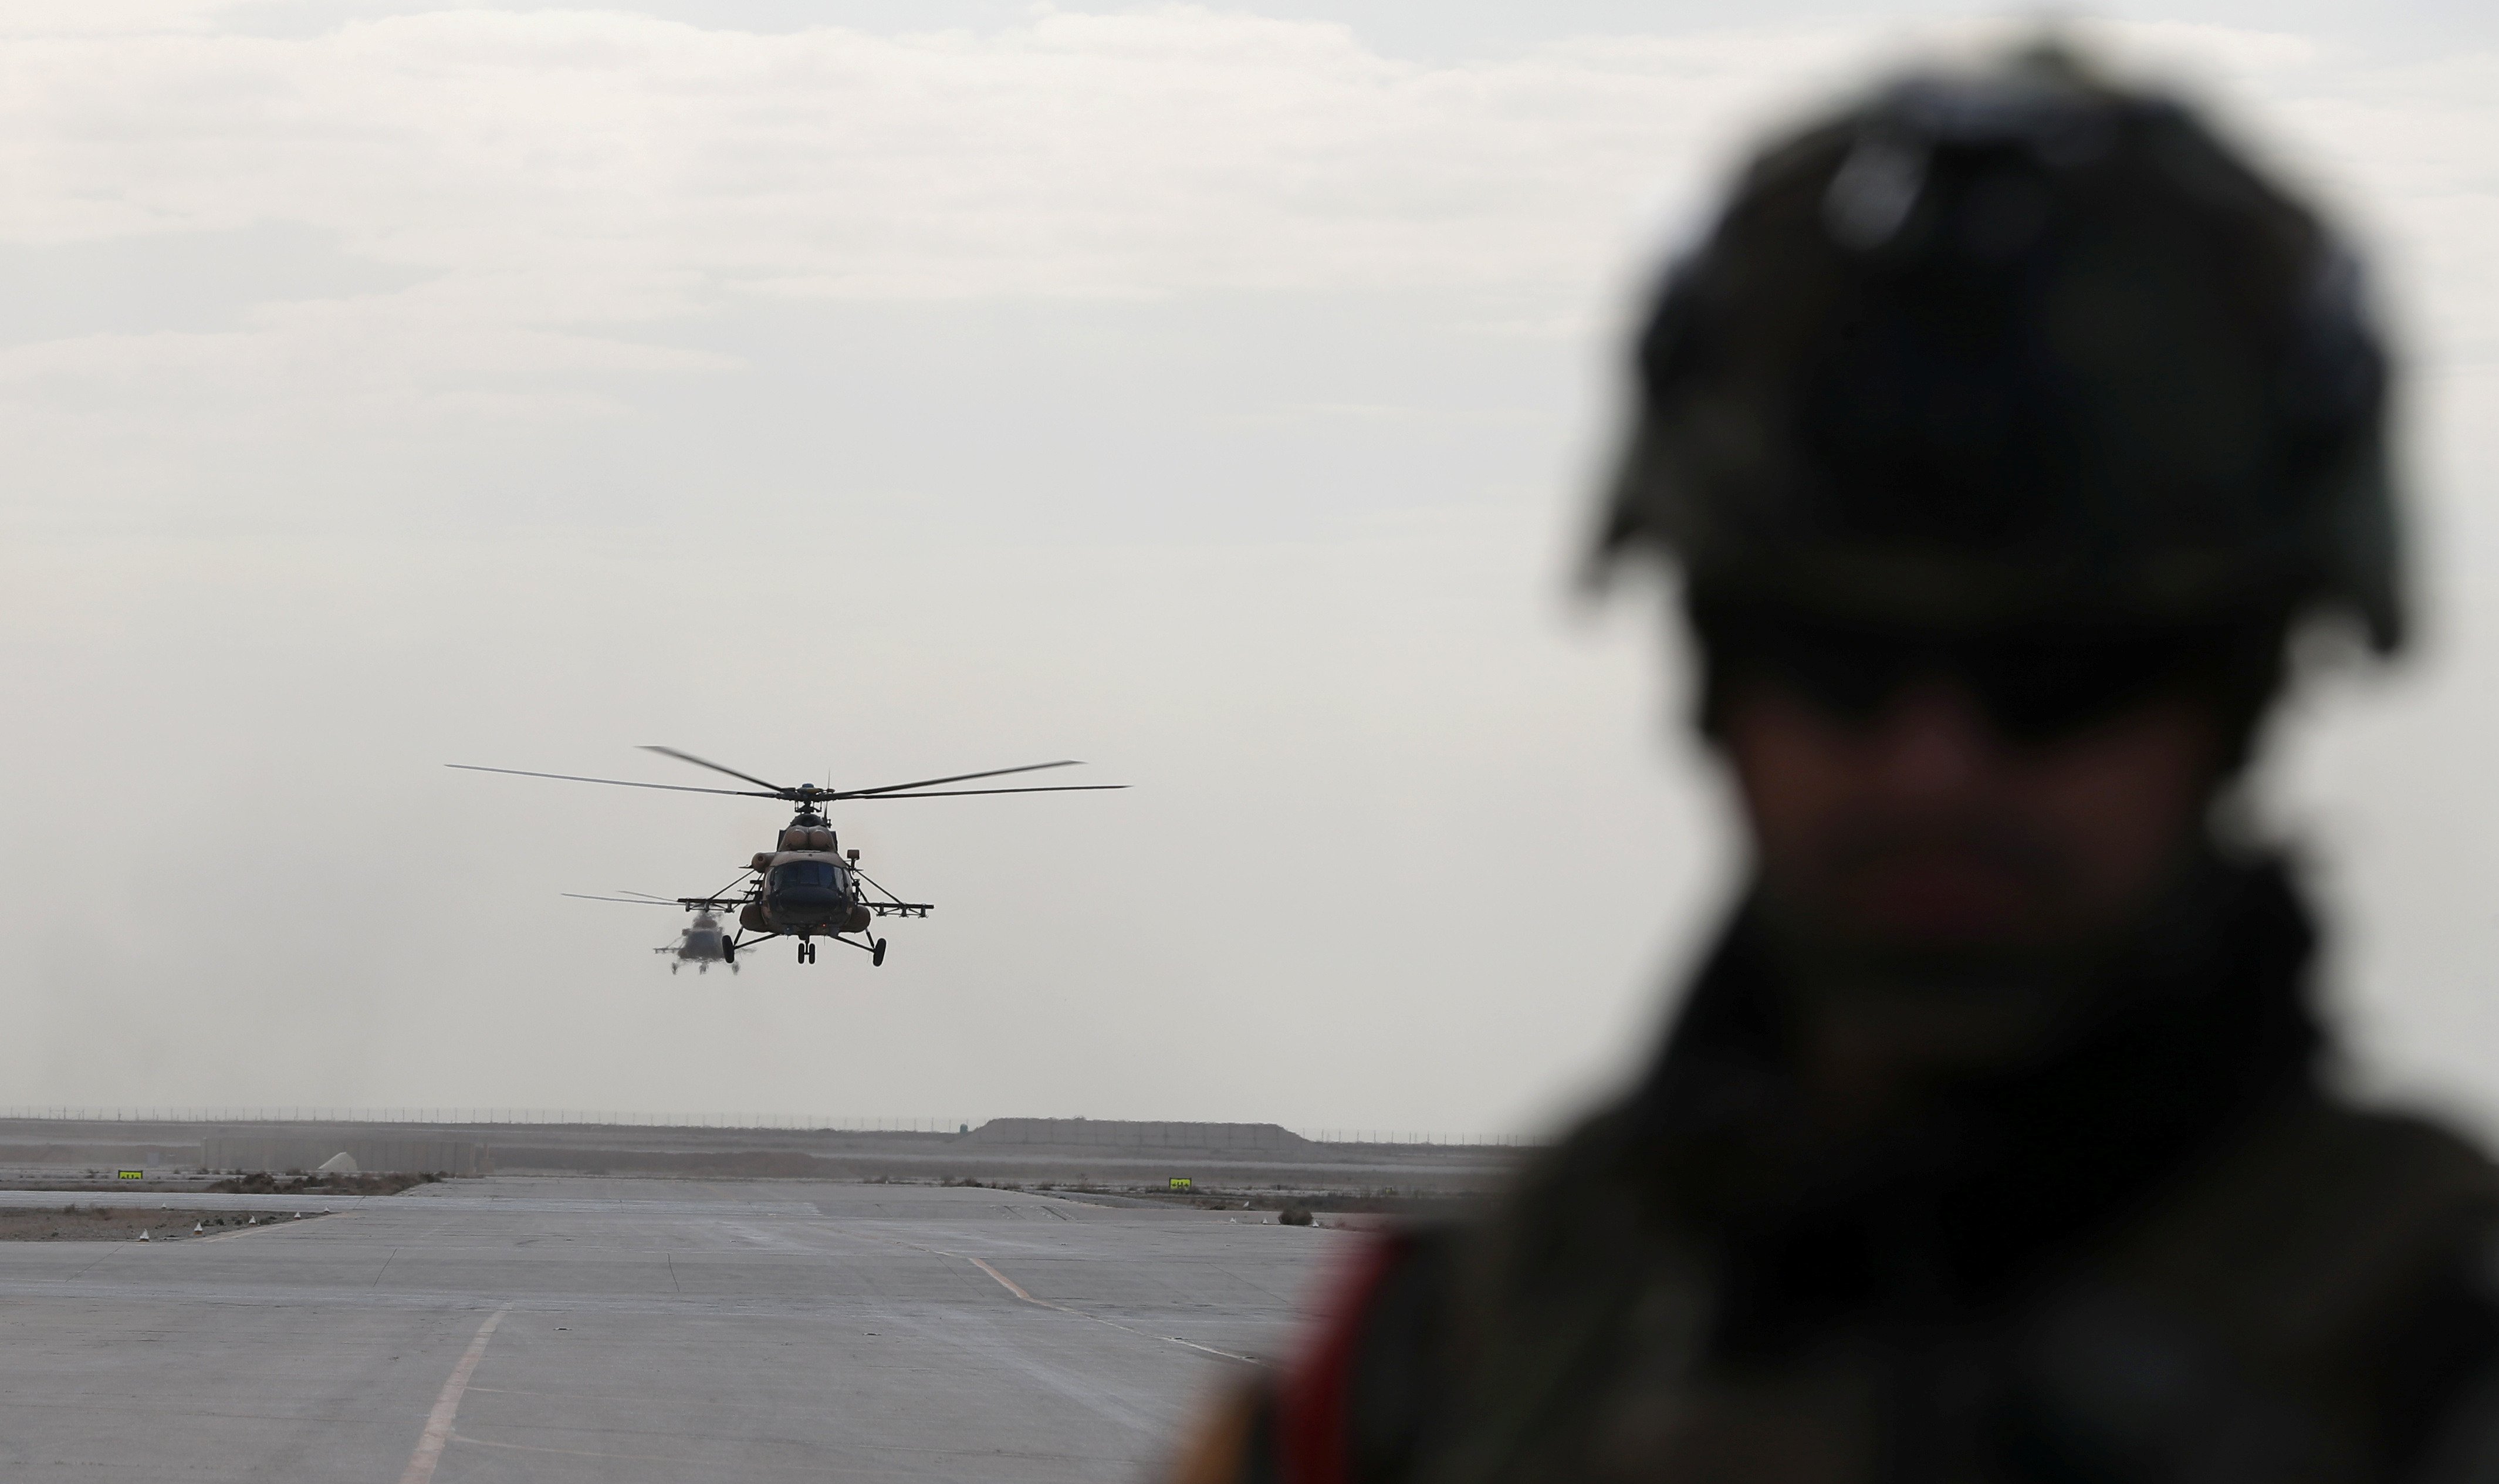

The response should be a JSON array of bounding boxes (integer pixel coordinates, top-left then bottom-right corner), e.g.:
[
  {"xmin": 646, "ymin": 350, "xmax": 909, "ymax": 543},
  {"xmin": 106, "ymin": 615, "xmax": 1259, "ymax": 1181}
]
[
  {"xmin": 1168, "ymin": 1177, "xmax": 1192, "ymax": 1191},
  {"xmin": 116, "ymin": 1170, "xmax": 143, "ymax": 1181}
]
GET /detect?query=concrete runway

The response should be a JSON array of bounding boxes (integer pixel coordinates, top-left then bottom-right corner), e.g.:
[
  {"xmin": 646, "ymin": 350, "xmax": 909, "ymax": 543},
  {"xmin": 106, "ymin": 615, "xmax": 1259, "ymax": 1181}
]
[{"xmin": 0, "ymin": 1176, "xmax": 1346, "ymax": 1480}]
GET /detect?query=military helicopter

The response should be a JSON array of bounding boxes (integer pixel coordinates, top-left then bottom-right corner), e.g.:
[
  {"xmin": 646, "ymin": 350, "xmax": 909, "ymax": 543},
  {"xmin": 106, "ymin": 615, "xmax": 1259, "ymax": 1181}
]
[
  {"xmin": 562, "ymin": 892, "xmax": 739, "ymax": 973},
  {"xmin": 454, "ymin": 747, "xmax": 1123, "ymax": 966}
]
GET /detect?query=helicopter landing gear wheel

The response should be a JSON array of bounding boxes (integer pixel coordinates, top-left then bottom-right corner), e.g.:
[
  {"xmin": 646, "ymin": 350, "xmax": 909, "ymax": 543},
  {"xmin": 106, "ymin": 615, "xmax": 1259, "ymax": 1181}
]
[
  {"xmin": 797, "ymin": 941, "xmax": 813, "ymax": 964},
  {"xmin": 872, "ymin": 938, "xmax": 887, "ymax": 967}
]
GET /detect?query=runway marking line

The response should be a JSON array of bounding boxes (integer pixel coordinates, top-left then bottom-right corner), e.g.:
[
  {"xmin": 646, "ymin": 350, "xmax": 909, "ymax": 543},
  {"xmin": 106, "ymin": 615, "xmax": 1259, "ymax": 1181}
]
[
  {"xmin": 398, "ymin": 1304, "xmax": 510, "ymax": 1484},
  {"xmin": 1166, "ymin": 1336, "xmax": 1262, "ymax": 1363},
  {"xmin": 191, "ymin": 1215, "xmax": 334, "ymax": 1245},
  {"xmin": 924, "ymin": 1242, "xmax": 1264, "ymax": 1366},
  {"xmin": 965, "ymin": 1255, "xmax": 1034, "ymax": 1302}
]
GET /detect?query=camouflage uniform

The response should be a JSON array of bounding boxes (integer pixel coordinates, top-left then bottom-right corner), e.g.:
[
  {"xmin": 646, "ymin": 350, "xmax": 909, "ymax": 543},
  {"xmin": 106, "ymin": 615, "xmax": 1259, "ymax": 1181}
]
[{"xmin": 1174, "ymin": 48, "xmax": 2499, "ymax": 1484}]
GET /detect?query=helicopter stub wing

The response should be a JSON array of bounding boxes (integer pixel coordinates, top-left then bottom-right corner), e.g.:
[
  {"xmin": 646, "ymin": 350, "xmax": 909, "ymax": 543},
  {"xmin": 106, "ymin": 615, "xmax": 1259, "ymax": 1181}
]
[{"xmin": 864, "ymin": 901, "xmax": 934, "ymax": 918}]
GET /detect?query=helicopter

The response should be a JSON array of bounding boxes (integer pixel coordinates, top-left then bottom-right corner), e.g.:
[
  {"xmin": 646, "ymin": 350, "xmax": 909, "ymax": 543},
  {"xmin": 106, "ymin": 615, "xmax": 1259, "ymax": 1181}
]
[
  {"xmin": 562, "ymin": 892, "xmax": 739, "ymax": 973},
  {"xmin": 455, "ymin": 746, "xmax": 1124, "ymax": 966}
]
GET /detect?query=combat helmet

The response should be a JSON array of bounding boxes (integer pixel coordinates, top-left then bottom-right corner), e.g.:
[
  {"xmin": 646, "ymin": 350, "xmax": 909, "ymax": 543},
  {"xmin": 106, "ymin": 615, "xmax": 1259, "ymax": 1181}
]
[{"xmin": 1597, "ymin": 44, "xmax": 2401, "ymax": 650}]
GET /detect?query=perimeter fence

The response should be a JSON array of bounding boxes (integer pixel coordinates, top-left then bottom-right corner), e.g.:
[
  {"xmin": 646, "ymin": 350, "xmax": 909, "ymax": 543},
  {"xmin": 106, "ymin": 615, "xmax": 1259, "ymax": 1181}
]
[{"xmin": 1303, "ymin": 1130, "xmax": 1541, "ymax": 1148}]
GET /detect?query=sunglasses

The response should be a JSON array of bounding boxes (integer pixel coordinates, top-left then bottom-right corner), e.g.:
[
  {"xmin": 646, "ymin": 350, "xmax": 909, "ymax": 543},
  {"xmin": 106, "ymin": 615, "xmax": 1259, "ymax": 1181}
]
[{"xmin": 1693, "ymin": 603, "xmax": 2268, "ymax": 744}]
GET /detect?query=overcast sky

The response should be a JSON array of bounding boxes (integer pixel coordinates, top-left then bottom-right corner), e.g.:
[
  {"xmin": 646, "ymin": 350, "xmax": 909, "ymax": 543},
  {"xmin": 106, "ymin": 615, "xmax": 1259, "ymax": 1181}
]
[{"xmin": 0, "ymin": 1, "xmax": 2493, "ymax": 1138}]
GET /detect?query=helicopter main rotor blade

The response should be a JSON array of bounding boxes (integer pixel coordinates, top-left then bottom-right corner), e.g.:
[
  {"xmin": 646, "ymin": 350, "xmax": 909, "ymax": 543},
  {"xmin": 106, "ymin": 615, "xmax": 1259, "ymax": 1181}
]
[
  {"xmin": 641, "ymin": 746, "xmax": 794, "ymax": 796},
  {"xmin": 836, "ymin": 760, "xmax": 1087, "ymax": 798},
  {"xmin": 837, "ymin": 784, "xmax": 1129, "ymax": 799},
  {"xmin": 563, "ymin": 893, "xmax": 681, "ymax": 906},
  {"xmin": 447, "ymin": 763, "xmax": 778, "ymax": 798}
]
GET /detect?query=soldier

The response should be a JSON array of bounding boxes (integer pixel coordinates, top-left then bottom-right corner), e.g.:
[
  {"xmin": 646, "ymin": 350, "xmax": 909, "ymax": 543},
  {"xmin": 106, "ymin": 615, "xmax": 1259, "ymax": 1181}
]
[{"xmin": 1173, "ymin": 45, "xmax": 2499, "ymax": 1484}]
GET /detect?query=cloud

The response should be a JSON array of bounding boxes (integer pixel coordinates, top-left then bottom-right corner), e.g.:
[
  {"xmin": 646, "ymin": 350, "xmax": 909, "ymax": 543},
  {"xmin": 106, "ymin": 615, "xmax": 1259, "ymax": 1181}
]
[
  {"xmin": 0, "ymin": 9, "xmax": 2488, "ymax": 390},
  {"xmin": 0, "ymin": 9, "xmax": 1827, "ymax": 307},
  {"xmin": 0, "ymin": 9, "xmax": 2485, "ymax": 394}
]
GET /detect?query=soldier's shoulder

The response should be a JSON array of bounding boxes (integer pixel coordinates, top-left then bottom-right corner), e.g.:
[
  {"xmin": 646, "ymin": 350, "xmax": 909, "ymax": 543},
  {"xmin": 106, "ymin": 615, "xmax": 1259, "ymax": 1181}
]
[
  {"xmin": 2071, "ymin": 1093, "xmax": 2499, "ymax": 1479},
  {"xmin": 2118, "ymin": 1093, "xmax": 2499, "ymax": 1299},
  {"xmin": 2267, "ymin": 1098, "xmax": 2499, "ymax": 1476}
]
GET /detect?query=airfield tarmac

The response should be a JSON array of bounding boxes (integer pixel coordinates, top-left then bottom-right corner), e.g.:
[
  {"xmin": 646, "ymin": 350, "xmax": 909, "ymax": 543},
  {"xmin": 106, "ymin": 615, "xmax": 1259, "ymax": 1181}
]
[{"xmin": 0, "ymin": 1175, "xmax": 1342, "ymax": 1480}]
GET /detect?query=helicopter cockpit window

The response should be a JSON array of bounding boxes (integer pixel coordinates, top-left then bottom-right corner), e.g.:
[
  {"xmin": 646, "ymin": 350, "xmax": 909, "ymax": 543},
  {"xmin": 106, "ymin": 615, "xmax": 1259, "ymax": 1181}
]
[{"xmin": 772, "ymin": 861, "xmax": 847, "ymax": 894}]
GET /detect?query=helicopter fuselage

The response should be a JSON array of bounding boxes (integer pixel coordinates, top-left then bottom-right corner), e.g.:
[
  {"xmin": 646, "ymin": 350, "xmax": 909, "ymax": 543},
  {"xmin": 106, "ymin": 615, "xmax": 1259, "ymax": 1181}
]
[
  {"xmin": 738, "ymin": 817, "xmax": 875, "ymax": 940},
  {"xmin": 660, "ymin": 910, "xmax": 735, "ymax": 973},
  {"xmin": 673, "ymin": 911, "xmax": 729, "ymax": 961},
  {"xmin": 742, "ymin": 851, "xmax": 873, "ymax": 937}
]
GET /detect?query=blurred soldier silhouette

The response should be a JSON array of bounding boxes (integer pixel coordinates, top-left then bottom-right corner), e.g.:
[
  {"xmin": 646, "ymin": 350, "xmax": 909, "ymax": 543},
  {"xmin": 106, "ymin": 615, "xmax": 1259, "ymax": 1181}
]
[{"xmin": 1173, "ymin": 42, "xmax": 2499, "ymax": 1484}]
